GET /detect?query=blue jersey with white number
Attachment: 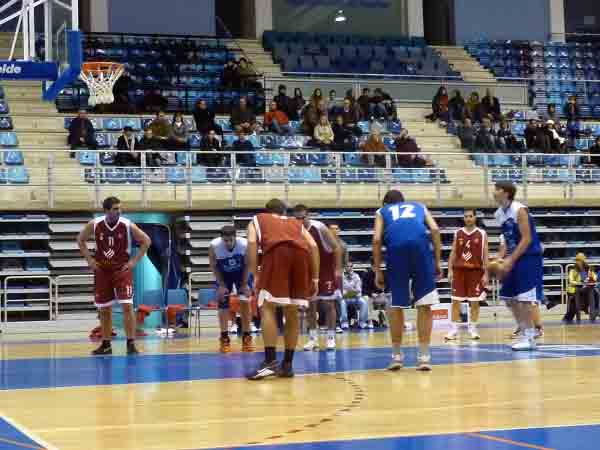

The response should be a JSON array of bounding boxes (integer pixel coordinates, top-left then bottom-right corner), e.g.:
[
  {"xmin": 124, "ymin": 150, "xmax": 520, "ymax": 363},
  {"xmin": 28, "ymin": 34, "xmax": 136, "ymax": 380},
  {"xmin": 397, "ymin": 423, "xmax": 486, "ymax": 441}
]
[
  {"xmin": 211, "ymin": 237, "xmax": 247, "ymax": 286},
  {"xmin": 494, "ymin": 201, "xmax": 542, "ymax": 257},
  {"xmin": 378, "ymin": 201, "xmax": 429, "ymax": 248}
]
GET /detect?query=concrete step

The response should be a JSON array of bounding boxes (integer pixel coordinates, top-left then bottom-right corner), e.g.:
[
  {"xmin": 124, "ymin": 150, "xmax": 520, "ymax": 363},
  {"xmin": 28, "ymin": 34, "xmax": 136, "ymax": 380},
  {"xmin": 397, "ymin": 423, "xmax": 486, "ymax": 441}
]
[
  {"xmin": 18, "ymin": 131, "xmax": 66, "ymax": 147},
  {"xmin": 12, "ymin": 115, "xmax": 65, "ymax": 130},
  {"xmin": 7, "ymin": 100, "xmax": 57, "ymax": 114}
]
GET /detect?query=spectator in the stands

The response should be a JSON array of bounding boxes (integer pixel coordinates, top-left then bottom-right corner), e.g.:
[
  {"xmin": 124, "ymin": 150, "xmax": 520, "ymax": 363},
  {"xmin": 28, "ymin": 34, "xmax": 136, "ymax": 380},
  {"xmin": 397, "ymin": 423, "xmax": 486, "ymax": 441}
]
[
  {"xmin": 475, "ymin": 117, "xmax": 497, "ymax": 152},
  {"xmin": 360, "ymin": 128, "xmax": 386, "ymax": 167},
  {"xmin": 357, "ymin": 87, "xmax": 371, "ymax": 120},
  {"xmin": 449, "ymin": 90, "xmax": 467, "ymax": 122},
  {"xmin": 381, "ymin": 89, "xmax": 397, "ymax": 122},
  {"xmin": 458, "ymin": 117, "xmax": 476, "ymax": 152},
  {"xmin": 139, "ymin": 128, "xmax": 164, "ymax": 167},
  {"xmin": 481, "ymin": 88, "xmax": 501, "ymax": 121},
  {"xmin": 171, "ymin": 112, "xmax": 189, "ymax": 150},
  {"xmin": 302, "ymin": 99, "xmax": 325, "ymax": 136},
  {"xmin": 369, "ymin": 88, "xmax": 390, "ymax": 121},
  {"xmin": 237, "ymin": 58, "xmax": 257, "ymax": 89},
  {"xmin": 310, "ymin": 88, "xmax": 323, "ymax": 108},
  {"xmin": 222, "ymin": 60, "xmax": 239, "ymax": 89},
  {"xmin": 230, "ymin": 97, "xmax": 257, "ymax": 134},
  {"xmin": 524, "ymin": 119, "xmax": 540, "ymax": 150},
  {"xmin": 264, "ymin": 101, "xmax": 293, "ymax": 136},
  {"xmin": 564, "ymin": 252, "xmax": 597, "ymax": 323},
  {"xmin": 111, "ymin": 70, "xmax": 134, "ymax": 113},
  {"xmin": 332, "ymin": 115, "xmax": 354, "ymax": 152},
  {"xmin": 115, "ymin": 126, "xmax": 140, "ymax": 167},
  {"xmin": 496, "ymin": 120, "xmax": 521, "ymax": 152},
  {"xmin": 466, "ymin": 92, "xmax": 482, "ymax": 123},
  {"xmin": 394, "ymin": 129, "xmax": 432, "ymax": 168},
  {"xmin": 313, "ymin": 114, "xmax": 334, "ymax": 149},
  {"xmin": 543, "ymin": 103, "xmax": 559, "ymax": 123},
  {"xmin": 68, "ymin": 110, "xmax": 98, "ymax": 156},
  {"xmin": 288, "ymin": 87, "xmax": 306, "ymax": 121},
  {"xmin": 345, "ymin": 89, "xmax": 356, "ymax": 108},
  {"xmin": 426, "ymin": 86, "xmax": 449, "ymax": 123},
  {"xmin": 340, "ymin": 261, "xmax": 369, "ymax": 329},
  {"xmin": 545, "ymin": 120, "xmax": 567, "ymax": 153},
  {"xmin": 198, "ymin": 129, "xmax": 223, "ymax": 166},
  {"xmin": 563, "ymin": 95, "xmax": 580, "ymax": 122},
  {"xmin": 142, "ymin": 88, "xmax": 168, "ymax": 113},
  {"xmin": 588, "ymin": 137, "xmax": 600, "ymax": 166},
  {"xmin": 340, "ymin": 98, "xmax": 361, "ymax": 135},
  {"xmin": 193, "ymin": 99, "xmax": 222, "ymax": 136},
  {"xmin": 327, "ymin": 89, "xmax": 342, "ymax": 118},
  {"xmin": 232, "ymin": 130, "xmax": 255, "ymax": 166},
  {"xmin": 150, "ymin": 110, "xmax": 174, "ymax": 149},
  {"xmin": 273, "ymin": 84, "xmax": 292, "ymax": 118}
]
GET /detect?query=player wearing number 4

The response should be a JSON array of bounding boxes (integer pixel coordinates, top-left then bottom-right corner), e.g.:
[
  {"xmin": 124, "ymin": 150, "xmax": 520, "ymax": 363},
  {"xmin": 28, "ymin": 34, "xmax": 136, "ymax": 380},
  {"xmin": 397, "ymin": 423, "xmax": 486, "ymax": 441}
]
[
  {"xmin": 372, "ymin": 190, "xmax": 442, "ymax": 371},
  {"xmin": 78, "ymin": 197, "xmax": 151, "ymax": 356},
  {"xmin": 493, "ymin": 181, "xmax": 544, "ymax": 351},
  {"xmin": 446, "ymin": 209, "xmax": 488, "ymax": 341}
]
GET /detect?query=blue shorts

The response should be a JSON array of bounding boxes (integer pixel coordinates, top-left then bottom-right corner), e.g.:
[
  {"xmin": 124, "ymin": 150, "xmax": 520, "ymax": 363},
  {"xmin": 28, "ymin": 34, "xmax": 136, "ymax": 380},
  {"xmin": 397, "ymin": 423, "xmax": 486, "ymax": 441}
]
[
  {"xmin": 385, "ymin": 240, "xmax": 439, "ymax": 308},
  {"xmin": 499, "ymin": 254, "xmax": 544, "ymax": 303},
  {"xmin": 215, "ymin": 273, "xmax": 248, "ymax": 309}
]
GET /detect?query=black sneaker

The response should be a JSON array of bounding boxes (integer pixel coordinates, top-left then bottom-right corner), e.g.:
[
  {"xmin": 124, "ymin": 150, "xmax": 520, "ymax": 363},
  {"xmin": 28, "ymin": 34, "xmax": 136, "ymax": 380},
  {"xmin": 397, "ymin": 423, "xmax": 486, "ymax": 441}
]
[
  {"xmin": 92, "ymin": 344, "xmax": 112, "ymax": 356},
  {"xmin": 127, "ymin": 343, "xmax": 139, "ymax": 355},
  {"xmin": 247, "ymin": 360, "xmax": 278, "ymax": 380},
  {"xmin": 277, "ymin": 362, "xmax": 294, "ymax": 378}
]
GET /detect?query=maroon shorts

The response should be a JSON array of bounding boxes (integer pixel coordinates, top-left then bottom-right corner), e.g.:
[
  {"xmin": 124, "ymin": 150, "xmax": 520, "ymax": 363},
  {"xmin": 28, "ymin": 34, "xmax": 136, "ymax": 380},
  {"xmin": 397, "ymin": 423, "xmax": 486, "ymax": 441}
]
[
  {"xmin": 257, "ymin": 243, "xmax": 312, "ymax": 307},
  {"xmin": 452, "ymin": 268, "xmax": 485, "ymax": 302},
  {"xmin": 94, "ymin": 267, "xmax": 133, "ymax": 308}
]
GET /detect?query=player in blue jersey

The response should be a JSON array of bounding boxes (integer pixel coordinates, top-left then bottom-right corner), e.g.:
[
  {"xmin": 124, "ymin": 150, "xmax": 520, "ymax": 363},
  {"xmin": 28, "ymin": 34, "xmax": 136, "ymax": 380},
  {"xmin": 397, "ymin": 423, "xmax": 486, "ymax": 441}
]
[
  {"xmin": 493, "ymin": 181, "xmax": 544, "ymax": 351},
  {"xmin": 372, "ymin": 190, "xmax": 442, "ymax": 371},
  {"xmin": 208, "ymin": 225, "xmax": 253, "ymax": 353}
]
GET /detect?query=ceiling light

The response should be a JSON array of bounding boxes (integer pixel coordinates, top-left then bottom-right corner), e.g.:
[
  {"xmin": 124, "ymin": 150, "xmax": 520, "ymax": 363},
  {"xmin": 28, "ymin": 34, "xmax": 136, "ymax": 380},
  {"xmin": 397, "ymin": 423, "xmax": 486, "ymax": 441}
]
[{"xmin": 334, "ymin": 10, "xmax": 346, "ymax": 23}]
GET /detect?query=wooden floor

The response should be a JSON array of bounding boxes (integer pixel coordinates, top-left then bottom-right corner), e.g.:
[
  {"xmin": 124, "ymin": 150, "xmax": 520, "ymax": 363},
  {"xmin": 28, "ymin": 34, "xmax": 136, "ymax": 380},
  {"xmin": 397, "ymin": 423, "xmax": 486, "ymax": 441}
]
[{"xmin": 0, "ymin": 322, "xmax": 599, "ymax": 450}]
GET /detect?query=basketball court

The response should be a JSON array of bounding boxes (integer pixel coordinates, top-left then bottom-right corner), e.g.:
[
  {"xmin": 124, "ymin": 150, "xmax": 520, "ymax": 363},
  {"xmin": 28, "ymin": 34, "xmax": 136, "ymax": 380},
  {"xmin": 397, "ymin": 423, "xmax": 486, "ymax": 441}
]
[{"xmin": 0, "ymin": 322, "xmax": 598, "ymax": 450}]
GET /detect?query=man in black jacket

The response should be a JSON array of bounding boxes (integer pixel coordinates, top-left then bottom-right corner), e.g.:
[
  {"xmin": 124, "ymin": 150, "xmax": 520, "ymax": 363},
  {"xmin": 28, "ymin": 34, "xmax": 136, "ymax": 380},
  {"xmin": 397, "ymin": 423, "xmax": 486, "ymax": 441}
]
[
  {"xmin": 193, "ymin": 99, "xmax": 223, "ymax": 136},
  {"xmin": 115, "ymin": 126, "xmax": 140, "ymax": 166},
  {"xmin": 273, "ymin": 84, "xmax": 292, "ymax": 118},
  {"xmin": 68, "ymin": 110, "xmax": 98, "ymax": 156},
  {"xmin": 198, "ymin": 129, "xmax": 224, "ymax": 166}
]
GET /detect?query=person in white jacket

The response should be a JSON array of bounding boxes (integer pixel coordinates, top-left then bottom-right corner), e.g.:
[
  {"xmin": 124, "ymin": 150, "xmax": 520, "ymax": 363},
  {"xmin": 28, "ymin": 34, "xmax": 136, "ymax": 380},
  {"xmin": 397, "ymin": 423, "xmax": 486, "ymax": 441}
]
[{"xmin": 340, "ymin": 261, "xmax": 369, "ymax": 329}]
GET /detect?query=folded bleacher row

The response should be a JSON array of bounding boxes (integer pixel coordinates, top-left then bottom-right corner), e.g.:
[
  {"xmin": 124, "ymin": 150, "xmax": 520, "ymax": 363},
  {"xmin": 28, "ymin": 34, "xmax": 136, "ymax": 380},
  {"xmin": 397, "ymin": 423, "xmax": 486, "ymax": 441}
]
[
  {"xmin": 465, "ymin": 40, "xmax": 600, "ymax": 117},
  {"xmin": 55, "ymin": 33, "xmax": 265, "ymax": 113},
  {"xmin": 0, "ymin": 87, "xmax": 29, "ymax": 184},
  {"xmin": 263, "ymin": 31, "xmax": 460, "ymax": 78}
]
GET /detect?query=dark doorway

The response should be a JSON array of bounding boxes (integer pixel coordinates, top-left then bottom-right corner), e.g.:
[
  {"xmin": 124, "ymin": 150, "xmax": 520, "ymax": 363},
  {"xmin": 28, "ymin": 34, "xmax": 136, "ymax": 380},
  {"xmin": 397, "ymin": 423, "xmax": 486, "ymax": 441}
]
[
  {"xmin": 216, "ymin": 0, "xmax": 243, "ymax": 38},
  {"xmin": 423, "ymin": 0, "xmax": 455, "ymax": 45}
]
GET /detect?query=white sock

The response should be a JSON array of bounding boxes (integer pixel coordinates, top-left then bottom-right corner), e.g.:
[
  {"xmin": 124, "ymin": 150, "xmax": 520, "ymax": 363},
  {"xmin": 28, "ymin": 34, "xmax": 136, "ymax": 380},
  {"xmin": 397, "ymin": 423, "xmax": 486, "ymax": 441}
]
[
  {"xmin": 309, "ymin": 329, "xmax": 317, "ymax": 339},
  {"xmin": 469, "ymin": 321, "xmax": 478, "ymax": 329},
  {"xmin": 392, "ymin": 343, "xmax": 402, "ymax": 357},
  {"xmin": 327, "ymin": 330, "xmax": 335, "ymax": 339},
  {"xmin": 524, "ymin": 328, "xmax": 535, "ymax": 339},
  {"xmin": 450, "ymin": 322, "xmax": 458, "ymax": 332},
  {"xmin": 419, "ymin": 342, "xmax": 430, "ymax": 355}
]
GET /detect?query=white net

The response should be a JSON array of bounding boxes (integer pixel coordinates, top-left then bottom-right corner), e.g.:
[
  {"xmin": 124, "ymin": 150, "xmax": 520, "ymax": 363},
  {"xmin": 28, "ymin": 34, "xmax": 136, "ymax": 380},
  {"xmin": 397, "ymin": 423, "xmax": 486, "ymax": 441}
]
[{"xmin": 80, "ymin": 64, "xmax": 124, "ymax": 106}]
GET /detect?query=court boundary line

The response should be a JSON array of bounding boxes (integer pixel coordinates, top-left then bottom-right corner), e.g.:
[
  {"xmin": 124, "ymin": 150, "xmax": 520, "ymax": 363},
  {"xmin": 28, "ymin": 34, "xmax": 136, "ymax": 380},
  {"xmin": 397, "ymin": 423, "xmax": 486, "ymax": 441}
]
[
  {"xmin": 466, "ymin": 432, "xmax": 555, "ymax": 450},
  {"xmin": 0, "ymin": 416, "xmax": 58, "ymax": 450}
]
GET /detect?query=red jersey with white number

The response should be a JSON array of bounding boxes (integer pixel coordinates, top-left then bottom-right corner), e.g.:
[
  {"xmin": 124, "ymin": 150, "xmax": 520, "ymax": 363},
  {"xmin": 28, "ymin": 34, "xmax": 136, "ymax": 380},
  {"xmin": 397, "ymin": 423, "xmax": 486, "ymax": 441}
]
[
  {"xmin": 94, "ymin": 216, "xmax": 132, "ymax": 270},
  {"xmin": 308, "ymin": 220, "xmax": 337, "ymax": 297},
  {"xmin": 452, "ymin": 227, "xmax": 486, "ymax": 270}
]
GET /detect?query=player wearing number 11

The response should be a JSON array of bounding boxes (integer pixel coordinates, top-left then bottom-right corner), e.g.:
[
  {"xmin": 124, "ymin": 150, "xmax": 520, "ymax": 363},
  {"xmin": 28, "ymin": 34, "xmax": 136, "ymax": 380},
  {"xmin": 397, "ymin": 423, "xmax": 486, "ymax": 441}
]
[{"xmin": 372, "ymin": 190, "xmax": 442, "ymax": 371}]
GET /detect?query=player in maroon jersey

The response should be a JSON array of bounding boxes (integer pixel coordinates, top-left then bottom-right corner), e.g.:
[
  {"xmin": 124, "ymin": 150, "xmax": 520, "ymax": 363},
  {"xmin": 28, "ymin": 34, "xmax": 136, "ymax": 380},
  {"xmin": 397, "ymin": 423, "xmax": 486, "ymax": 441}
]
[
  {"xmin": 446, "ymin": 209, "xmax": 488, "ymax": 341},
  {"xmin": 78, "ymin": 197, "xmax": 151, "ymax": 355},
  {"xmin": 293, "ymin": 204, "xmax": 342, "ymax": 351}
]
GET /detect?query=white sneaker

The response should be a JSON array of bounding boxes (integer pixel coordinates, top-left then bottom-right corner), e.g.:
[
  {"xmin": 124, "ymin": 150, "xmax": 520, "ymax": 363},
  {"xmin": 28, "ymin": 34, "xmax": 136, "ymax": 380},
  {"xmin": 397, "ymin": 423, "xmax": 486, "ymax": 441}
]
[
  {"xmin": 326, "ymin": 336, "xmax": 336, "ymax": 351},
  {"xmin": 386, "ymin": 353, "xmax": 404, "ymax": 371},
  {"xmin": 444, "ymin": 329, "xmax": 458, "ymax": 341},
  {"xmin": 335, "ymin": 326, "xmax": 343, "ymax": 334},
  {"xmin": 511, "ymin": 337, "xmax": 536, "ymax": 351},
  {"xmin": 229, "ymin": 323, "xmax": 238, "ymax": 334},
  {"xmin": 341, "ymin": 322, "xmax": 349, "ymax": 330},
  {"xmin": 250, "ymin": 324, "xmax": 258, "ymax": 333},
  {"xmin": 416, "ymin": 353, "xmax": 432, "ymax": 371},
  {"xmin": 468, "ymin": 325, "xmax": 480, "ymax": 340},
  {"xmin": 359, "ymin": 322, "xmax": 367, "ymax": 329},
  {"xmin": 367, "ymin": 321, "xmax": 375, "ymax": 329},
  {"xmin": 534, "ymin": 328, "xmax": 544, "ymax": 339},
  {"xmin": 303, "ymin": 338, "xmax": 319, "ymax": 351}
]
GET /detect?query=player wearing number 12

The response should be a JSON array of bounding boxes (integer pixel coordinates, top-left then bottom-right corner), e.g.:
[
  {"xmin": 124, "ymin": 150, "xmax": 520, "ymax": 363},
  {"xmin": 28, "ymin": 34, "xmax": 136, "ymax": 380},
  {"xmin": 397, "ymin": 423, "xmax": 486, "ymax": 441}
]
[
  {"xmin": 372, "ymin": 190, "xmax": 442, "ymax": 371},
  {"xmin": 78, "ymin": 197, "xmax": 151, "ymax": 356}
]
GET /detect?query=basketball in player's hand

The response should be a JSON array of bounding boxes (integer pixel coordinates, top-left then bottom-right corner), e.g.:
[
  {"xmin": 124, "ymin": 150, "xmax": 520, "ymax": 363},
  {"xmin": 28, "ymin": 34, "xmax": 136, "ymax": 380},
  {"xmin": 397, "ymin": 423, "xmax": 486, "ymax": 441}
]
[{"xmin": 488, "ymin": 259, "xmax": 505, "ymax": 279}]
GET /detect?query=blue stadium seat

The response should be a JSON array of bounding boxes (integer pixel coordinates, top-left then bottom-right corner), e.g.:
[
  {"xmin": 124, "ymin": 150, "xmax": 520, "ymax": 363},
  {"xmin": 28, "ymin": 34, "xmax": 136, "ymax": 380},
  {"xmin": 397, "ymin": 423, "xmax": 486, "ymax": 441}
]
[
  {"xmin": 191, "ymin": 166, "xmax": 207, "ymax": 183},
  {"xmin": 166, "ymin": 167, "xmax": 186, "ymax": 183},
  {"xmin": 95, "ymin": 133, "xmax": 111, "ymax": 149},
  {"xmin": 0, "ymin": 101, "xmax": 9, "ymax": 114},
  {"xmin": 4, "ymin": 150, "xmax": 23, "ymax": 165},
  {"xmin": 103, "ymin": 118, "xmax": 122, "ymax": 131},
  {"xmin": 392, "ymin": 168, "xmax": 413, "ymax": 183},
  {"xmin": 0, "ymin": 117, "xmax": 13, "ymax": 130},
  {"xmin": 103, "ymin": 167, "xmax": 127, "ymax": 183},
  {"xmin": 122, "ymin": 117, "xmax": 142, "ymax": 131},
  {"xmin": 7, "ymin": 166, "xmax": 29, "ymax": 184},
  {"xmin": 188, "ymin": 134, "xmax": 202, "ymax": 148},
  {"xmin": 0, "ymin": 168, "xmax": 6, "ymax": 184},
  {"xmin": 78, "ymin": 151, "xmax": 97, "ymax": 166},
  {"xmin": 413, "ymin": 169, "xmax": 433, "ymax": 183},
  {"xmin": 0, "ymin": 132, "xmax": 18, "ymax": 147},
  {"xmin": 265, "ymin": 167, "xmax": 286, "ymax": 183},
  {"xmin": 344, "ymin": 153, "xmax": 364, "ymax": 167},
  {"xmin": 307, "ymin": 152, "xmax": 330, "ymax": 166},
  {"xmin": 125, "ymin": 167, "xmax": 142, "ymax": 183},
  {"xmin": 206, "ymin": 167, "xmax": 231, "ymax": 183},
  {"xmin": 100, "ymin": 152, "xmax": 115, "ymax": 165}
]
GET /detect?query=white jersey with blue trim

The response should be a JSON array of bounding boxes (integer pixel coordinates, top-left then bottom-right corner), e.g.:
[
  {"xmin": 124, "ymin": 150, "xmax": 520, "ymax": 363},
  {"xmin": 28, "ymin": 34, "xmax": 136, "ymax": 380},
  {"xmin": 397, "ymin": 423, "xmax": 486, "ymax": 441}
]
[
  {"xmin": 210, "ymin": 237, "xmax": 247, "ymax": 283},
  {"xmin": 494, "ymin": 201, "xmax": 542, "ymax": 256}
]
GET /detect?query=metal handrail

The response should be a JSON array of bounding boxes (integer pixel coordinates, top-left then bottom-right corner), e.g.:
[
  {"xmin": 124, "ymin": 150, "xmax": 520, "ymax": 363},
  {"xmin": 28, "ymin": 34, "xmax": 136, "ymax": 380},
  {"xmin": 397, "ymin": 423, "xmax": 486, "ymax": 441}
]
[
  {"xmin": 3, "ymin": 275, "xmax": 53, "ymax": 325},
  {"xmin": 281, "ymin": 71, "xmax": 463, "ymax": 80}
]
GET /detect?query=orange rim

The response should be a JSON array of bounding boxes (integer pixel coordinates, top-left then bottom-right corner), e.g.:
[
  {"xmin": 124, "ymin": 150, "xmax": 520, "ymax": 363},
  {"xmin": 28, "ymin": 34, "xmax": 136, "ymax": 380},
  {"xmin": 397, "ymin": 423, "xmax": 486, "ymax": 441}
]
[{"xmin": 81, "ymin": 61, "xmax": 123, "ymax": 75}]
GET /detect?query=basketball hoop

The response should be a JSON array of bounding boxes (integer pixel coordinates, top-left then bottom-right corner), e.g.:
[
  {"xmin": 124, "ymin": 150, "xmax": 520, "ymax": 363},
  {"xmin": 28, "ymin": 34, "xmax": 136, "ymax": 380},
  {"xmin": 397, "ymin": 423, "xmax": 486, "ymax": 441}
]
[{"xmin": 80, "ymin": 62, "xmax": 124, "ymax": 106}]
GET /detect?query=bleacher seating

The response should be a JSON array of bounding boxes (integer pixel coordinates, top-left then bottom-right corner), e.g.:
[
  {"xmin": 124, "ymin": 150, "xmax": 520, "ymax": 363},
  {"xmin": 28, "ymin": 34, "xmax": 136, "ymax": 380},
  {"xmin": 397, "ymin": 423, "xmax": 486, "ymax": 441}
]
[
  {"xmin": 55, "ymin": 33, "xmax": 265, "ymax": 113},
  {"xmin": 0, "ymin": 89, "xmax": 27, "ymax": 185},
  {"xmin": 263, "ymin": 31, "xmax": 461, "ymax": 79}
]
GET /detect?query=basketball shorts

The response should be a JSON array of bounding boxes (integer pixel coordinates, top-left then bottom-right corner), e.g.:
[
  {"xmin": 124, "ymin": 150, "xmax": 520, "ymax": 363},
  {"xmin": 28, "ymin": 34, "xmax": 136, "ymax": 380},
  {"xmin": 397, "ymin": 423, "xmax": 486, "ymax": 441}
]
[
  {"xmin": 215, "ymin": 273, "xmax": 250, "ymax": 309},
  {"xmin": 257, "ymin": 243, "xmax": 311, "ymax": 308},
  {"xmin": 317, "ymin": 274, "xmax": 341, "ymax": 301},
  {"xmin": 385, "ymin": 240, "xmax": 439, "ymax": 308},
  {"xmin": 452, "ymin": 268, "xmax": 486, "ymax": 302},
  {"xmin": 499, "ymin": 254, "xmax": 544, "ymax": 304},
  {"xmin": 94, "ymin": 267, "xmax": 133, "ymax": 309}
]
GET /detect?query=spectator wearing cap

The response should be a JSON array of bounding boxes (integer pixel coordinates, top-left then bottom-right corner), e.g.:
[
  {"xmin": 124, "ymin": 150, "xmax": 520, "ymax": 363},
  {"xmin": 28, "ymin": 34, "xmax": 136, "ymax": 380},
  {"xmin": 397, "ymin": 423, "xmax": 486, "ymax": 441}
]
[
  {"xmin": 115, "ymin": 126, "xmax": 140, "ymax": 166},
  {"xmin": 264, "ymin": 101, "xmax": 293, "ymax": 136},
  {"xmin": 544, "ymin": 120, "xmax": 566, "ymax": 153},
  {"xmin": 564, "ymin": 253, "xmax": 598, "ymax": 323}
]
